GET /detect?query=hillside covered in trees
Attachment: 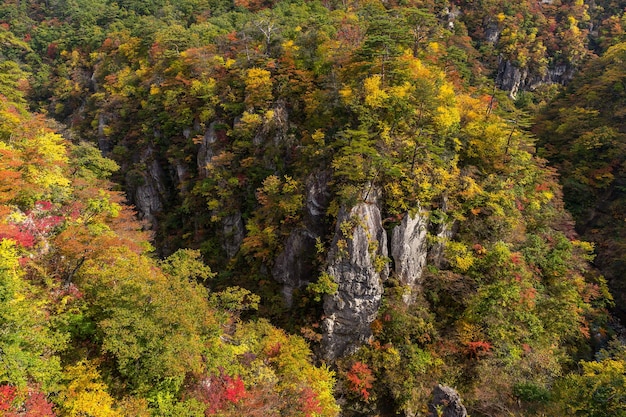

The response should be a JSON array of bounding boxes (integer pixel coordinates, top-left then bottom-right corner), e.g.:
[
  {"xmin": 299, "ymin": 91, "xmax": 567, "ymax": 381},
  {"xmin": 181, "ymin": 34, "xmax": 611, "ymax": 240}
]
[{"xmin": 1, "ymin": 0, "xmax": 626, "ymax": 416}]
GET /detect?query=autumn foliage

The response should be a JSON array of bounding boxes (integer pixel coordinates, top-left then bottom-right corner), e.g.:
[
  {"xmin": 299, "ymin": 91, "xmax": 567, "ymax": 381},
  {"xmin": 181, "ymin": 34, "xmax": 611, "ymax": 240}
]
[
  {"xmin": 0, "ymin": 0, "xmax": 625, "ymax": 416},
  {"xmin": 346, "ymin": 362, "xmax": 374, "ymax": 402}
]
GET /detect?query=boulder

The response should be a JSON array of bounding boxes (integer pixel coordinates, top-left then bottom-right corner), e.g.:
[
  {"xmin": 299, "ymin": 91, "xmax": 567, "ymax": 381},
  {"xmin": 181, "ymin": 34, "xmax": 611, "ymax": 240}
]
[{"xmin": 429, "ymin": 384, "xmax": 468, "ymax": 417}]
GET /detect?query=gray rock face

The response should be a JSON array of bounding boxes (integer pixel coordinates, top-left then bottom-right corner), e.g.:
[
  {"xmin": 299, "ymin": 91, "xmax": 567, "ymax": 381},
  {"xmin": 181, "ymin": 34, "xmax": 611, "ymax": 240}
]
[
  {"xmin": 97, "ymin": 113, "xmax": 113, "ymax": 155},
  {"xmin": 222, "ymin": 211, "xmax": 244, "ymax": 259},
  {"xmin": 271, "ymin": 172, "xmax": 331, "ymax": 307},
  {"xmin": 391, "ymin": 211, "xmax": 429, "ymax": 303},
  {"xmin": 197, "ymin": 122, "xmax": 217, "ymax": 178},
  {"xmin": 427, "ymin": 197, "xmax": 455, "ymax": 268},
  {"xmin": 253, "ymin": 102, "xmax": 289, "ymax": 148},
  {"xmin": 497, "ymin": 60, "xmax": 528, "ymax": 99},
  {"xmin": 304, "ymin": 171, "xmax": 331, "ymax": 235},
  {"xmin": 445, "ymin": 6, "xmax": 461, "ymax": 30},
  {"xmin": 429, "ymin": 385, "xmax": 467, "ymax": 417},
  {"xmin": 322, "ymin": 191, "xmax": 389, "ymax": 360},
  {"xmin": 428, "ymin": 219, "xmax": 454, "ymax": 268},
  {"xmin": 173, "ymin": 160, "xmax": 190, "ymax": 194},
  {"xmin": 130, "ymin": 147, "xmax": 166, "ymax": 228},
  {"xmin": 484, "ymin": 22, "xmax": 500, "ymax": 43},
  {"xmin": 272, "ymin": 229, "xmax": 318, "ymax": 307},
  {"xmin": 496, "ymin": 59, "xmax": 575, "ymax": 99}
]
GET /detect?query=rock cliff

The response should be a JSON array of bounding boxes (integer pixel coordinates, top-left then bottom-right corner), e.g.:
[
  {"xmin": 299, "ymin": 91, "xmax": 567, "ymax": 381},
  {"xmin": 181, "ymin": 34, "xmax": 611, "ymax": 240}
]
[
  {"xmin": 322, "ymin": 189, "xmax": 389, "ymax": 360},
  {"xmin": 390, "ymin": 210, "xmax": 429, "ymax": 303},
  {"xmin": 197, "ymin": 121, "xmax": 218, "ymax": 179},
  {"xmin": 222, "ymin": 211, "xmax": 245, "ymax": 259},
  {"xmin": 129, "ymin": 147, "xmax": 167, "ymax": 228},
  {"xmin": 496, "ymin": 59, "xmax": 575, "ymax": 99},
  {"xmin": 272, "ymin": 172, "xmax": 331, "ymax": 306}
]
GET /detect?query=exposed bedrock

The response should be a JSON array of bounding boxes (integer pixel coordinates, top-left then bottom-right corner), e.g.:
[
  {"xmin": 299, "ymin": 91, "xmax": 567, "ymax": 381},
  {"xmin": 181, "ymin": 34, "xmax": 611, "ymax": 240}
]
[
  {"xmin": 321, "ymin": 189, "xmax": 388, "ymax": 360},
  {"xmin": 390, "ymin": 210, "xmax": 429, "ymax": 303},
  {"xmin": 271, "ymin": 171, "xmax": 331, "ymax": 306}
]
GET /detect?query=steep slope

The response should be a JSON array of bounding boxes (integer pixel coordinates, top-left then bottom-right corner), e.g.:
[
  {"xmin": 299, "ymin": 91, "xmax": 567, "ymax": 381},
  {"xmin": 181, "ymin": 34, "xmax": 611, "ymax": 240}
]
[
  {"xmin": 536, "ymin": 41, "xmax": 626, "ymax": 320},
  {"xmin": 0, "ymin": 78, "xmax": 338, "ymax": 416},
  {"xmin": 1, "ymin": 0, "xmax": 624, "ymax": 416},
  {"xmin": 456, "ymin": 0, "xmax": 591, "ymax": 97}
]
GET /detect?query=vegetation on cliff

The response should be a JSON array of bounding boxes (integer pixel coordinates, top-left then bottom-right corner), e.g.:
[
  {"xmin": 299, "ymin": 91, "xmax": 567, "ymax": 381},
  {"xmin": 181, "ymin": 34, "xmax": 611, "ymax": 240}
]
[{"xmin": 1, "ymin": 0, "xmax": 626, "ymax": 415}]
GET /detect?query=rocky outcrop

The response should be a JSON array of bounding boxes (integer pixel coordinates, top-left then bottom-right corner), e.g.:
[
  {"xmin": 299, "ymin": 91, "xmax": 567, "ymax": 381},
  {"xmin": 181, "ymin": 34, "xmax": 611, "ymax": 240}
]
[
  {"xmin": 197, "ymin": 122, "xmax": 218, "ymax": 178},
  {"xmin": 427, "ymin": 197, "xmax": 455, "ymax": 268},
  {"xmin": 429, "ymin": 385, "xmax": 467, "ymax": 417},
  {"xmin": 322, "ymin": 189, "xmax": 389, "ymax": 360},
  {"xmin": 445, "ymin": 6, "xmax": 461, "ymax": 30},
  {"xmin": 172, "ymin": 159, "xmax": 190, "ymax": 194},
  {"xmin": 484, "ymin": 22, "xmax": 500, "ymax": 43},
  {"xmin": 303, "ymin": 171, "xmax": 331, "ymax": 236},
  {"xmin": 253, "ymin": 102, "xmax": 289, "ymax": 147},
  {"xmin": 428, "ymin": 219, "xmax": 454, "ymax": 268},
  {"xmin": 496, "ymin": 59, "xmax": 575, "ymax": 99},
  {"xmin": 272, "ymin": 229, "xmax": 318, "ymax": 306},
  {"xmin": 129, "ymin": 147, "xmax": 167, "ymax": 228},
  {"xmin": 391, "ymin": 210, "xmax": 429, "ymax": 303},
  {"xmin": 271, "ymin": 172, "xmax": 331, "ymax": 307},
  {"xmin": 256, "ymin": 101, "xmax": 294, "ymax": 171},
  {"xmin": 222, "ymin": 211, "xmax": 244, "ymax": 259},
  {"xmin": 97, "ymin": 113, "xmax": 113, "ymax": 155}
]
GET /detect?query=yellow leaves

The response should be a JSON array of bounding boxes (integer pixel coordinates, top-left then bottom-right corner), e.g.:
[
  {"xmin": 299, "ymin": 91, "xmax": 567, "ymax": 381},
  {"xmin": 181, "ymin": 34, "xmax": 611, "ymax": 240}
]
[
  {"xmin": 572, "ymin": 240, "xmax": 594, "ymax": 252},
  {"xmin": 457, "ymin": 94, "xmax": 483, "ymax": 124},
  {"xmin": 582, "ymin": 358, "xmax": 625, "ymax": 377},
  {"xmin": 31, "ymin": 132, "xmax": 68, "ymax": 165},
  {"xmin": 245, "ymin": 68, "xmax": 273, "ymax": 109},
  {"xmin": 541, "ymin": 190, "xmax": 554, "ymax": 202},
  {"xmin": 446, "ymin": 241, "xmax": 476, "ymax": 272},
  {"xmin": 363, "ymin": 75, "xmax": 388, "ymax": 107},
  {"xmin": 463, "ymin": 118, "xmax": 507, "ymax": 162},
  {"xmin": 23, "ymin": 132, "xmax": 70, "ymax": 190},
  {"xmin": 59, "ymin": 361, "xmax": 121, "ymax": 417},
  {"xmin": 5, "ymin": 210, "xmax": 27, "ymax": 224},
  {"xmin": 497, "ymin": 12, "xmax": 506, "ymax": 22},
  {"xmin": 190, "ymin": 78, "xmax": 216, "ymax": 98},
  {"xmin": 572, "ymin": 240, "xmax": 596, "ymax": 262},
  {"xmin": 312, "ymin": 129, "xmax": 325, "ymax": 146},
  {"xmin": 282, "ymin": 39, "xmax": 299, "ymax": 51},
  {"xmin": 0, "ymin": 125, "xmax": 72, "ymax": 204},
  {"xmin": 404, "ymin": 55, "xmax": 431, "ymax": 80},
  {"xmin": 0, "ymin": 107, "xmax": 22, "ymax": 136},
  {"xmin": 237, "ymin": 110, "xmax": 263, "ymax": 130},
  {"xmin": 134, "ymin": 64, "xmax": 148, "ymax": 79},
  {"xmin": 433, "ymin": 105, "xmax": 460, "ymax": 132},
  {"xmin": 60, "ymin": 50, "xmax": 81, "ymax": 67},
  {"xmin": 0, "ymin": 238, "xmax": 19, "ymax": 275},
  {"xmin": 379, "ymin": 122, "xmax": 392, "ymax": 145},
  {"xmin": 257, "ymin": 175, "xmax": 303, "ymax": 221},
  {"xmin": 388, "ymin": 82, "xmax": 411, "ymax": 99},
  {"xmin": 457, "ymin": 320, "xmax": 485, "ymax": 347},
  {"xmin": 116, "ymin": 35, "xmax": 141, "ymax": 61},
  {"xmin": 460, "ymin": 176, "xmax": 483, "ymax": 199},
  {"xmin": 438, "ymin": 83, "xmax": 455, "ymax": 102},
  {"xmin": 455, "ymin": 254, "xmax": 475, "ymax": 271},
  {"xmin": 216, "ymin": 319, "xmax": 339, "ymax": 416},
  {"xmin": 207, "ymin": 199, "xmax": 220, "ymax": 211},
  {"xmin": 339, "ymin": 85, "xmax": 353, "ymax": 101}
]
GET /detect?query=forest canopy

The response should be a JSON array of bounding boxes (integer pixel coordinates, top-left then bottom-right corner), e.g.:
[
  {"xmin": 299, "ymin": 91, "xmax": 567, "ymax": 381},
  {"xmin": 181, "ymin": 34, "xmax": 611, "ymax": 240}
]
[{"xmin": 1, "ymin": 0, "xmax": 626, "ymax": 416}]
